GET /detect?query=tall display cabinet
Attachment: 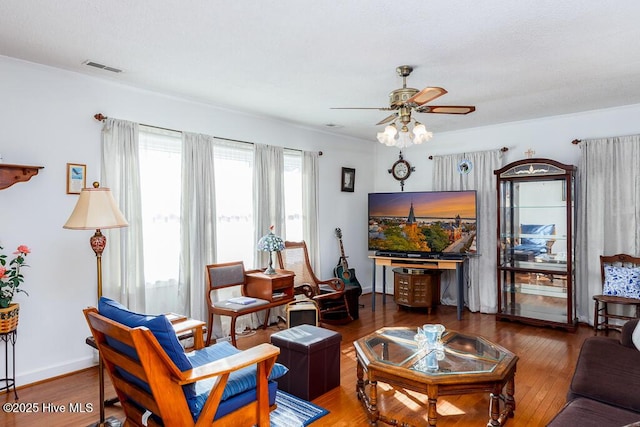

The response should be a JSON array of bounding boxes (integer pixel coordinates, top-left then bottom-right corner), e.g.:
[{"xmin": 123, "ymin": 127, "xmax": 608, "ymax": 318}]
[{"xmin": 495, "ymin": 158, "xmax": 577, "ymax": 331}]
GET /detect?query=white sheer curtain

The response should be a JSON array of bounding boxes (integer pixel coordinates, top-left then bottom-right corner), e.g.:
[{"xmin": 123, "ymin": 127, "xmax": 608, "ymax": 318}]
[
  {"xmin": 254, "ymin": 144, "xmax": 286, "ymax": 265},
  {"xmin": 302, "ymin": 151, "xmax": 321, "ymax": 271},
  {"xmin": 180, "ymin": 132, "xmax": 217, "ymax": 322},
  {"xmin": 100, "ymin": 118, "xmax": 146, "ymax": 311},
  {"xmin": 432, "ymin": 149, "xmax": 504, "ymax": 313},
  {"xmin": 253, "ymin": 144, "xmax": 285, "ymax": 326},
  {"xmin": 575, "ymin": 135, "xmax": 640, "ymax": 324}
]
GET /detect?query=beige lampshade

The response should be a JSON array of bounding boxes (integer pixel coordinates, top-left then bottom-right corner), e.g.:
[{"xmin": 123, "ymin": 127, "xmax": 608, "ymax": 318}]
[{"xmin": 63, "ymin": 186, "xmax": 128, "ymax": 230}]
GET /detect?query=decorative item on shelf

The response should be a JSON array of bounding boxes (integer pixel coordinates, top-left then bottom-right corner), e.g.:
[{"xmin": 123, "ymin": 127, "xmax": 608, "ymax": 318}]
[
  {"xmin": 257, "ymin": 226, "xmax": 285, "ymax": 275},
  {"xmin": 63, "ymin": 181, "xmax": 128, "ymax": 427}
]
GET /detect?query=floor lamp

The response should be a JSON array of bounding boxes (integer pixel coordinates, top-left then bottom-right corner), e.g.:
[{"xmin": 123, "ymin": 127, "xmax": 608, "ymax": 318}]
[{"xmin": 64, "ymin": 182, "xmax": 128, "ymax": 427}]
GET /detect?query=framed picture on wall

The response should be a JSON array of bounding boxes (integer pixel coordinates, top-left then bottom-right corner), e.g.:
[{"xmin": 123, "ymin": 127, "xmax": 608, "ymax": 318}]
[
  {"xmin": 66, "ymin": 163, "xmax": 86, "ymax": 194},
  {"xmin": 341, "ymin": 167, "xmax": 355, "ymax": 192}
]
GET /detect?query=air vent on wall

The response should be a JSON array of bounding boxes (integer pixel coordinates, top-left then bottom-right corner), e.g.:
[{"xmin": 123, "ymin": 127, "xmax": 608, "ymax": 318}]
[{"xmin": 82, "ymin": 60, "xmax": 123, "ymax": 73}]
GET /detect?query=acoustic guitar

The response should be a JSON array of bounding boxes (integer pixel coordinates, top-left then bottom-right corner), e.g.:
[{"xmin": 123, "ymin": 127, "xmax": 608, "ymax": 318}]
[{"xmin": 334, "ymin": 228, "xmax": 361, "ymax": 293}]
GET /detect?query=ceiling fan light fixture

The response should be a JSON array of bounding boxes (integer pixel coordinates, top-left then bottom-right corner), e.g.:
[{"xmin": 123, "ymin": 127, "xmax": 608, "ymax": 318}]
[
  {"xmin": 377, "ymin": 120, "xmax": 432, "ymax": 148},
  {"xmin": 377, "ymin": 123, "xmax": 398, "ymax": 145},
  {"xmin": 412, "ymin": 122, "xmax": 433, "ymax": 144}
]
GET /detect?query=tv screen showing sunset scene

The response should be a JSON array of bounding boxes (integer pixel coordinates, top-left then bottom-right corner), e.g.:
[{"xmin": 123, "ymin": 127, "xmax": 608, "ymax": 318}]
[{"xmin": 368, "ymin": 191, "xmax": 477, "ymax": 255}]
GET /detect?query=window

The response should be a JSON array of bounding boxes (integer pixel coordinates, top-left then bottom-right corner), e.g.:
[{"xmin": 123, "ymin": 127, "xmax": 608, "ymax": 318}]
[
  {"xmin": 138, "ymin": 127, "xmax": 182, "ymax": 313},
  {"xmin": 138, "ymin": 129, "xmax": 304, "ymax": 312},
  {"xmin": 213, "ymin": 142, "xmax": 254, "ymax": 265},
  {"xmin": 284, "ymin": 149, "xmax": 303, "ymax": 241}
]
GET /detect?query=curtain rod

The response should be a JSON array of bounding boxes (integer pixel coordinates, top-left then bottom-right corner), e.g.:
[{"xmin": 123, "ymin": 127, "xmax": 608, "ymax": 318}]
[
  {"xmin": 428, "ymin": 146, "xmax": 508, "ymax": 160},
  {"xmin": 93, "ymin": 113, "xmax": 323, "ymax": 156},
  {"xmin": 572, "ymin": 139, "xmax": 581, "ymax": 145}
]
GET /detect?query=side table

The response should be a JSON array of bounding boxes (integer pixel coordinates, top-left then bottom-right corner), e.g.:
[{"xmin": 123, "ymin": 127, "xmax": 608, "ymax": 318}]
[{"xmin": 0, "ymin": 329, "xmax": 18, "ymax": 400}]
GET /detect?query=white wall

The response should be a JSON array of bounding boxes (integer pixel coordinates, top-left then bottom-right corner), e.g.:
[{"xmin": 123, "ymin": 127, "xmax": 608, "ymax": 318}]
[{"xmin": 0, "ymin": 55, "xmax": 375, "ymax": 386}]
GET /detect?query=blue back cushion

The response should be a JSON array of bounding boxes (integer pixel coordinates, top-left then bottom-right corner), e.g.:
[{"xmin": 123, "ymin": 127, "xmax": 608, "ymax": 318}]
[
  {"xmin": 98, "ymin": 297, "xmax": 192, "ymax": 371},
  {"xmin": 520, "ymin": 224, "xmax": 554, "ymax": 246},
  {"xmin": 98, "ymin": 297, "xmax": 196, "ymax": 401}
]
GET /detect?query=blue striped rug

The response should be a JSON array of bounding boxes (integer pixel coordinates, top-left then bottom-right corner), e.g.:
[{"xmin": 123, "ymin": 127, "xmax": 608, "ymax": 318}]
[{"xmin": 271, "ymin": 390, "xmax": 329, "ymax": 426}]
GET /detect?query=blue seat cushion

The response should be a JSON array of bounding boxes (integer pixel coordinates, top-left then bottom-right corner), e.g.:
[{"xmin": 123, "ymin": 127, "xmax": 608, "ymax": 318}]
[{"xmin": 186, "ymin": 341, "xmax": 288, "ymax": 420}]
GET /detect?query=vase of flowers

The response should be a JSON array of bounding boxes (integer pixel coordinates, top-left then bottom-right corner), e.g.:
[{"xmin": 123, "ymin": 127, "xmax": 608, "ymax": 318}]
[{"xmin": 0, "ymin": 245, "xmax": 30, "ymax": 332}]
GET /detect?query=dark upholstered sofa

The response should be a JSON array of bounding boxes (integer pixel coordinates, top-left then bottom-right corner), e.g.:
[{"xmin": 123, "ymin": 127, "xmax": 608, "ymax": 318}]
[{"xmin": 547, "ymin": 319, "xmax": 640, "ymax": 426}]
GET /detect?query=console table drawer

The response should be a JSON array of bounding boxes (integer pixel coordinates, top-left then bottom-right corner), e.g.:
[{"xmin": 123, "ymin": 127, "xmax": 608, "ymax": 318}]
[{"xmin": 245, "ymin": 269, "xmax": 295, "ymax": 302}]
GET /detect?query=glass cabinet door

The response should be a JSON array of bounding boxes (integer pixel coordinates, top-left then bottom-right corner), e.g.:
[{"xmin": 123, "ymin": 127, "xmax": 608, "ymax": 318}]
[{"xmin": 495, "ymin": 159, "xmax": 576, "ymax": 330}]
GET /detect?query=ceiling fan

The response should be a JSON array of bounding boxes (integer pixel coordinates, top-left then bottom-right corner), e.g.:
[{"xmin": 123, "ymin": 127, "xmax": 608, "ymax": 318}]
[{"xmin": 332, "ymin": 65, "xmax": 475, "ymax": 141}]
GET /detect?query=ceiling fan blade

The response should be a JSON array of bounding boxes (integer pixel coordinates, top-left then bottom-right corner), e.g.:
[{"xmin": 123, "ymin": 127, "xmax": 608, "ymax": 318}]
[
  {"xmin": 416, "ymin": 105, "xmax": 476, "ymax": 114},
  {"xmin": 406, "ymin": 87, "xmax": 447, "ymax": 106},
  {"xmin": 376, "ymin": 114, "xmax": 397, "ymax": 125},
  {"xmin": 330, "ymin": 107, "xmax": 394, "ymax": 111}
]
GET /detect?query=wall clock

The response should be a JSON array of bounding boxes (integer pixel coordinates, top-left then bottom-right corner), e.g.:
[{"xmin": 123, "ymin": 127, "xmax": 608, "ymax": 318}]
[{"xmin": 388, "ymin": 152, "xmax": 414, "ymax": 191}]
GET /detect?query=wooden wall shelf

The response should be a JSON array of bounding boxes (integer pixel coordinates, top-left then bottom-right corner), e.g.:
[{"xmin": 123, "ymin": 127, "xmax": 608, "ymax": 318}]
[{"xmin": 0, "ymin": 164, "xmax": 44, "ymax": 190}]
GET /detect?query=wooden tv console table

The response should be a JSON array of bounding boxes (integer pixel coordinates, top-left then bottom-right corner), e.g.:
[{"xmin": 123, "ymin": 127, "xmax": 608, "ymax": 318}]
[{"xmin": 369, "ymin": 255, "xmax": 467, "ymax": 320}]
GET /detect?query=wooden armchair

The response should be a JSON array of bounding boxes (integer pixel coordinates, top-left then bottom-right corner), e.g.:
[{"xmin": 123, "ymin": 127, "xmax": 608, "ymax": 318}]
[
  {"xmin": 84, "ymin": 297, "xmax": 286, "ymax": 426},
  {"xmin": 593, "ymin": 254, "xmax": 640, "ymax": 334},
  {"xmin": 277, "ymin": 241, "xmax": 354, "ymax": 324}
]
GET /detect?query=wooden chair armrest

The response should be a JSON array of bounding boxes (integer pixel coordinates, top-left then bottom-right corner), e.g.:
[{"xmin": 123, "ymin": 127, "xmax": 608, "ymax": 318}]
[
  {"xmin": 178, "ymin": 343, "xmax": 280, "ymax": 385},
  {"xmin": 317, "ymin": 277, "xmax": 345, "ymax": 291},
  {"xmin": 313, "ymin": 291, "xmax": 346, "ymax": 302}
]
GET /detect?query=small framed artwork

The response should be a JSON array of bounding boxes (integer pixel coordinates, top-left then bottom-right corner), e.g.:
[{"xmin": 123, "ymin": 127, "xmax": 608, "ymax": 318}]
[
  {"xmin": 341, "ymin": 167, "xmax": 355, "ymax": 192},
  {"xmin": 66, "ymin": 163, "xmax": 86, "ymax": 194}
]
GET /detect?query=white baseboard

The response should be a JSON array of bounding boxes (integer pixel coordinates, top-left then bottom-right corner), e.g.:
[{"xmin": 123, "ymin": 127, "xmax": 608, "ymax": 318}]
[{"xmin": 17, "ymin": 355, "xmax": 97, "ymax": 388}]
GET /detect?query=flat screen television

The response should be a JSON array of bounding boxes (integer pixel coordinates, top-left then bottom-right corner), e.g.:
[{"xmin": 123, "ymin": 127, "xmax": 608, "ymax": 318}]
[{"xmin": 368, "ymin": 190, "xmax": 477, "ymax": 258}]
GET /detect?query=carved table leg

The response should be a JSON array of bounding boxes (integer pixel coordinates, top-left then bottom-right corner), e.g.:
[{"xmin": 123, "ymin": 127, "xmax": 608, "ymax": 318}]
[
  {"xmin": 488, "ymin": 384, "xmax": 502, "ymax": 427},
  {"xmin": 357, "ymin": 360, "xmax": 364, "ymax": 399},
  {"xmin": 505, "ymin": 375, "xmax": 516, "ymax": 416},
  {"xmin": 427, "ymin": 384, "xmax": 438, "ymax": 426},
  {"xmin": 369, "ymin": 379, "xmax": 379, "ymax": 425}
]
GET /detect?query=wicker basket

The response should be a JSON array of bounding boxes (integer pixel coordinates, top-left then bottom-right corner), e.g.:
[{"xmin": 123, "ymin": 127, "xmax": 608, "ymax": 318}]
[{"xmin": 0, "ymin": 303, "xmax": 19, "ymax": 333}]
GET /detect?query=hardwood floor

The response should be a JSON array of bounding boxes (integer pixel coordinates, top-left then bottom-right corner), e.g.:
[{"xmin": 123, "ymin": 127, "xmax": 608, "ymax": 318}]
[{"xmin": 1, "ymin": 293, "xmax": 594, "ymax": 426}]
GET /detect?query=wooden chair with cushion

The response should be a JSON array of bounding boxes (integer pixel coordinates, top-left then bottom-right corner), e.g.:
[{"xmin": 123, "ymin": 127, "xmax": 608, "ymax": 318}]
[
  {"xmin": 593, "ymin": 254, "xmax": 640, "ymax": 335},
  {"xmin": 277, "ymin": 240, "xmax": 354, "ymax": 324},
  {"xmin": 205, "ymin": 261, "xmax": 274, "ymax": 347},
  {"xmin": 84, "ymin": 297, "xmax": 286, "ymax": 427}
]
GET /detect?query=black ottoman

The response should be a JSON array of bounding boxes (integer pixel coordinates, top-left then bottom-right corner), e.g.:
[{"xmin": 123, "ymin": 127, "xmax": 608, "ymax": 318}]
[{"xmin": 270, "ymin": 324, "xmax": 341, "ymax": 401}]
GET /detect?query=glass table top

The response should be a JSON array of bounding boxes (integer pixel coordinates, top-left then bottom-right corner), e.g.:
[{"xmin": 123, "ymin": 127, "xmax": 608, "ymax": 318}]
[{"xmin": 362, "ymin": 327, "xmax": 508, "ymax": 375}]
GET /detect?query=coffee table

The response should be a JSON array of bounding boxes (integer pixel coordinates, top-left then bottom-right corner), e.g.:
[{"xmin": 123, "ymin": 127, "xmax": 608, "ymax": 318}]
[{"xmin": 354, "ymin": 327, "xmax": 518, "ymax": 426}]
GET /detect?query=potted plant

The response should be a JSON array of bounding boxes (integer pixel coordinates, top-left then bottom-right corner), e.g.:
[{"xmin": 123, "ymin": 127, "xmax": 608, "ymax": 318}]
[{"xmin": 0, "ymin": 245, "xmax": 31, "ymax": 332}]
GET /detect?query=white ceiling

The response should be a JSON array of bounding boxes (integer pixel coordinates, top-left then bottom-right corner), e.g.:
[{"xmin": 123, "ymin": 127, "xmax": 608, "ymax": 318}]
[{"xmin": 3, "ymin": 1, "xmax": 640, "ymax": 141}]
